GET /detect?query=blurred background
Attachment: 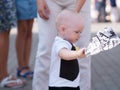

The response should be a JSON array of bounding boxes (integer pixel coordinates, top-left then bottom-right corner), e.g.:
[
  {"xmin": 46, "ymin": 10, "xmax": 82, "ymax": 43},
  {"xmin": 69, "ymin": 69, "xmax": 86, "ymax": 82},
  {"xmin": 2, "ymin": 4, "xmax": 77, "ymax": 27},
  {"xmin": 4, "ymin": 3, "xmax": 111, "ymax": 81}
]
[
  {"xmin": 91, "ymin": 0, "xmax": 120, "ymax": 23},
  {"xmin": 91, "ymin": 1, "xmax": 120, "ymax": 90}
]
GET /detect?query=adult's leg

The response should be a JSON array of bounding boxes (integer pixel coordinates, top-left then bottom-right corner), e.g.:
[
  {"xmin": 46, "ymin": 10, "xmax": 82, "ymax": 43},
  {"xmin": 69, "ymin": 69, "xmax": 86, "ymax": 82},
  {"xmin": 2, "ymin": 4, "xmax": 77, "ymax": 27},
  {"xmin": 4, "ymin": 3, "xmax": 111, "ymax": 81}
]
[
  {"xmin": 77, "ymin": 14, "xmax": 91, "ymax": 90},
  {"xmin": 110, "ymin": 0, "xmax": 117, "ymax": 7},
  {"xmin": 16, "ymin": 19, "xmax": 33, "ymax": 70},
  {"xmin": 0, "ymin": 30, "xmax": 26, "ymax": 87},
  {"xmin": 77, "ymin": 2, "xmax": 91, "ymax": 90},
  {"xmin": 110, "ymin": 0, "xmax": 119, "ymax": 22},
  {"xmin": 24, "ymin": 19, "xmax": 33, "ymax": 67},
  {"xmin": 0, "ymin": 31, "xmax": 10, "ymax": 81},
  {"xmin": 32, "ymin": 0, "xmax": 62, "ymax": 90}
]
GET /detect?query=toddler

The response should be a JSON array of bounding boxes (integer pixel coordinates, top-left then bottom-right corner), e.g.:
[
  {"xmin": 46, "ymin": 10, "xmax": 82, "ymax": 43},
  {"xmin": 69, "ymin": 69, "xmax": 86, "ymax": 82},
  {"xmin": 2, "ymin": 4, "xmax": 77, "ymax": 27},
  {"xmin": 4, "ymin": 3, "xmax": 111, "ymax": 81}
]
[{"xmin": 49, "ymin": 10, "xmax": 86, "ymax": 90}]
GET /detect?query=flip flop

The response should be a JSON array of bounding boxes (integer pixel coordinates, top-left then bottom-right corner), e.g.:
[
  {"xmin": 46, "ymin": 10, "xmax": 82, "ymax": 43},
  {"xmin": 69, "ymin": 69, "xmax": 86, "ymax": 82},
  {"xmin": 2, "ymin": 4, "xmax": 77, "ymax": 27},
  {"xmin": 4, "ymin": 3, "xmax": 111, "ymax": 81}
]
[{"xmin": 0, "ymin": 75, "xmax": 26, "ymax": 88}]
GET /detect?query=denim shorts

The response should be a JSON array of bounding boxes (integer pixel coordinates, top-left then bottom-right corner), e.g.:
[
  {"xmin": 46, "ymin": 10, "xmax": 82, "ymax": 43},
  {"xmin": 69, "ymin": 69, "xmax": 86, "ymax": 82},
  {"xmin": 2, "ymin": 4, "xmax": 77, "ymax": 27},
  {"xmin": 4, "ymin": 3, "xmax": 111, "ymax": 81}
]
[{"xmin": 15, "ymin": 0, "xmax": 37, "ymax": 20}]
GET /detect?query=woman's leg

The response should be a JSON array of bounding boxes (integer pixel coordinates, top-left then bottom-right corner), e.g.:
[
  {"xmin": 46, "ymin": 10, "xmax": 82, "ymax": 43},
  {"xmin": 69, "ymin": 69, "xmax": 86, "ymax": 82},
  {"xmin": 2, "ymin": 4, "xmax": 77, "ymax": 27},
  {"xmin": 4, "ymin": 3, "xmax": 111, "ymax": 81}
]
[
  {"xmin": 0, "ymin": 31, "xmax": 10, "ymax": 81},
  {"xmin": 16, "ymin": 19, "xmax": 33, "ymax": 69},
  {"xmin": 0, "ymin": 30, "xmax": 26, "ymax": 87},
  {"xmin": 32, "ymin": 0, "xmax": 61, "ymax": 89},
  {"xmin": 24, "ymin": 19, "xmax": 33, "ymax": 68}
]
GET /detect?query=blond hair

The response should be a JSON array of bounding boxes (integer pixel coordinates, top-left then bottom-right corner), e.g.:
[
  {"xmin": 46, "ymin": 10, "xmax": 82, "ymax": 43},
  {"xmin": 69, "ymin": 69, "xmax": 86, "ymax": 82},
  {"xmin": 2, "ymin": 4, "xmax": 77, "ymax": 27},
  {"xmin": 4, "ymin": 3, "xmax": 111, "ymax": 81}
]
[{"xmin": 56, "ymin": 10, "xmax": 83, "ymax": 30}]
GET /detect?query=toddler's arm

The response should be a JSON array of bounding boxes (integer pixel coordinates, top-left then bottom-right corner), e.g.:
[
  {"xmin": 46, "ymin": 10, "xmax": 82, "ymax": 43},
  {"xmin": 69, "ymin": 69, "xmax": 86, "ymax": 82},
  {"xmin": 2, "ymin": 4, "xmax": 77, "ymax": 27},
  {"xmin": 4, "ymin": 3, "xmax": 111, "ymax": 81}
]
[{"xmin": 58, "ymin": 48, "xmax": 85, "ymax": 60}]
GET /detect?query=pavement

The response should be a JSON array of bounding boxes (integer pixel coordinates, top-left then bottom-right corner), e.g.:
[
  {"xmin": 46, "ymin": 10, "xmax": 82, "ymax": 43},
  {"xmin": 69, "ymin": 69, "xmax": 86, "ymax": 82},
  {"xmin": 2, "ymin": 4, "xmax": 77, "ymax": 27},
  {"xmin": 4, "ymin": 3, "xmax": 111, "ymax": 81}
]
[
  {"xmin": 91, "ymin": 22, "xmax": 120, "ymax": 90},
  {"xmin": 0, "ymin": 21, "xmax": 120, "ymax": 90}
]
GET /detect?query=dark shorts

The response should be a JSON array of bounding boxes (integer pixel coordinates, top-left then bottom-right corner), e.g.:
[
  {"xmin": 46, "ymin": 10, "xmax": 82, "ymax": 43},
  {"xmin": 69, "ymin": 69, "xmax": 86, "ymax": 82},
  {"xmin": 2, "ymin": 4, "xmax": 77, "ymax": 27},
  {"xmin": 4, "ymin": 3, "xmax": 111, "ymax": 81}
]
[
  {"xmin": 0, "ymin": 0, "xmax": 17, "ymax": 32},
  {"xmin": 49, "ymin": 86, "xmax": 80, "ymax": 90}
]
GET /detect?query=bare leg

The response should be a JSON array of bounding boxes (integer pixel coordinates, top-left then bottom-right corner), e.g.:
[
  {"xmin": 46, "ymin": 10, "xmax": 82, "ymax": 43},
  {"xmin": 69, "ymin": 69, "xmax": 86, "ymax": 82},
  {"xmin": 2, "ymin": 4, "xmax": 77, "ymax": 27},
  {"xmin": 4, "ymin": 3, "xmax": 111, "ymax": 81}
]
[
  {"xmin": 24, "ymin": 19, "xmax": 33, "ymax": 67},
  {"xmin": 16, "ymin": 20, "xmax": 28, "ymax": 68},
  {"xmin": 0, "ymin": 31, "xmax": 10, "ymax": 81},
  {"xmin": 16, "ymin": 19, "xmax": 33, "ymax": 76}
]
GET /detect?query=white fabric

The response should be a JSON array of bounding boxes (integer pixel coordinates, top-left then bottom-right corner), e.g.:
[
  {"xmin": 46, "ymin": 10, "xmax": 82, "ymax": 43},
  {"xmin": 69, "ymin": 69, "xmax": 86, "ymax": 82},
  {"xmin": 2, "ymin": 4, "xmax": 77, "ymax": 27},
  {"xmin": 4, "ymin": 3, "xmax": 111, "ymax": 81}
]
[
  {"xmin": 32, "ymin": 0, "xmax": 91, "ymax": 90},
  {"xmin": 76, "ymin": 1, "xmax": 91, "ymax": 90},
  {"xmin": 49, "ymin": 36, "xmax": 80, "ymax": 87}
]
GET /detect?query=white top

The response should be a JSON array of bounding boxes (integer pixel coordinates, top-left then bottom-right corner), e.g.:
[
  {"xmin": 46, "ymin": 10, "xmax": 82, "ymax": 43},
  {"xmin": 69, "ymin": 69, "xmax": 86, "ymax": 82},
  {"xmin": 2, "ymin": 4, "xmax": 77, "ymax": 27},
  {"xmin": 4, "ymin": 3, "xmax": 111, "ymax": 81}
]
[{"xmin": 49, "ymin": 36, "xmax": 80, "ymax": 87}]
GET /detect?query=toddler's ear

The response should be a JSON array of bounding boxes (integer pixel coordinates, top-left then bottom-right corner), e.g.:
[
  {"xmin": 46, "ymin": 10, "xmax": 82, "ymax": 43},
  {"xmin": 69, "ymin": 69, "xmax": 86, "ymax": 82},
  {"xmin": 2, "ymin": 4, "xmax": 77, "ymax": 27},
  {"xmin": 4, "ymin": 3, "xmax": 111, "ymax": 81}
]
[{"xmin": 59, "ymin": 24, "xmax": 66, "ymax": 32}]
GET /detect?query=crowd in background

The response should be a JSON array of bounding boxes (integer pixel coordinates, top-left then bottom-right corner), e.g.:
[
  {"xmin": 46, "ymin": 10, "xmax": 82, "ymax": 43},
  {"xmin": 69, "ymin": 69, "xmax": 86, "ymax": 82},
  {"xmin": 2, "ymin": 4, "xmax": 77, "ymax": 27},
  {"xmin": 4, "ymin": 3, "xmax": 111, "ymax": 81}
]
[{"xmin": 91, "ymin": 0, "xmax": 120, "ymax": 23}]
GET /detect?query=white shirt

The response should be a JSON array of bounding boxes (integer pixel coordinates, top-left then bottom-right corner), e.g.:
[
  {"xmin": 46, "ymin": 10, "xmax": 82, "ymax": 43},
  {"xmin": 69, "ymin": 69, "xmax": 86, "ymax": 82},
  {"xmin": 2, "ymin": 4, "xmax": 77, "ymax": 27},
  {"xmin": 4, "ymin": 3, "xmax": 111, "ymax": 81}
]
[{"xmin": 49, "ymin": 36, "xmax": 80, "ymax": 87}]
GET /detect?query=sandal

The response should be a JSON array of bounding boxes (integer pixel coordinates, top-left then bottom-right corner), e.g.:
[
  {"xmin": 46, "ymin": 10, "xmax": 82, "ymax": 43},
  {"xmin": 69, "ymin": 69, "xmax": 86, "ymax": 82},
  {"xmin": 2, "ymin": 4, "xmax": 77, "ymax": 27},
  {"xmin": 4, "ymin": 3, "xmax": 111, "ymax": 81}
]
[
  {"xmin": 17, "ymin": 66, "xmax": 33, "ymax": 79},
  {"xmin": 0, "ymin": 75, "xmax": 26, "ymax": 88}
]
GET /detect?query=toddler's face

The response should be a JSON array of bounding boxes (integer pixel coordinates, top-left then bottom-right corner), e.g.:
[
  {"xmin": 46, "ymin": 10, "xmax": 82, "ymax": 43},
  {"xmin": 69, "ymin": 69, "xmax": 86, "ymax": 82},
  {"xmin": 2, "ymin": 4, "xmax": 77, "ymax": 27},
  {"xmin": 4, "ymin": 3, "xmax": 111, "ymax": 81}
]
[
  {"xmin": 57, "ymin": 10, "xmax": 84, "ymax": 43},
  {"xmin": 63, "ymin": 21, "xmax": 84, "ymax": 43}
]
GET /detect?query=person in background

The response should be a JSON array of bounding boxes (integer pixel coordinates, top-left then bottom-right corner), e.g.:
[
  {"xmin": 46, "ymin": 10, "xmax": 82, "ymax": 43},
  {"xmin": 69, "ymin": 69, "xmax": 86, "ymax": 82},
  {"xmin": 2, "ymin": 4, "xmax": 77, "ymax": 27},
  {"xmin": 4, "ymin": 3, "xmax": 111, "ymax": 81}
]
[
  {"xmin": 49, "ymin": 10, "xmax": 86, "ymax": 90},
  {"xmin": 110, "ymin": 0, "xmax": 119, "ymax": 22},
  {"xmin": 15, "ymin": 0, "xmax": 37, "ymax": 79},
  {"xmin": 0, "ymin": 0, "xmax": 25, "ymax": 88},
  {"xmin": 95, "ymin": 0, "xmax": 107, "ymax": 22},
  {"xmin": 33, "ymin": 0, "xmax": 91, "ymax": 90}
]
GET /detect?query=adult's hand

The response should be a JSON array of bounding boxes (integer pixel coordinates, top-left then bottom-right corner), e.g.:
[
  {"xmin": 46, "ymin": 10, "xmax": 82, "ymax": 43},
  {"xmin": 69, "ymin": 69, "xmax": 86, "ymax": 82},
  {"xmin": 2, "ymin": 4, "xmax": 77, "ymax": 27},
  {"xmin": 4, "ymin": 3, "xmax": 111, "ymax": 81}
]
[
  {"xmin": 36, "ymin": 0, "xmax": 50, "ymax": 20},
  {"xmin": 75, "ymin": 0, "xmax": 86, "ymax": 13}
]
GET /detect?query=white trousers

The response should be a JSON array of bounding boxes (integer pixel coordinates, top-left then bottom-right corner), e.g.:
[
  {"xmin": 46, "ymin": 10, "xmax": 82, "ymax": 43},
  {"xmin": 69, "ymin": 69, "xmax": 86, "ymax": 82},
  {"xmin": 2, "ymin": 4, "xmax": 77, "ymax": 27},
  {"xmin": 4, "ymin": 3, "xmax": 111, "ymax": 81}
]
[{"xmin": 32, "ymin": 0, "xmax": 91, "ymax": 90}]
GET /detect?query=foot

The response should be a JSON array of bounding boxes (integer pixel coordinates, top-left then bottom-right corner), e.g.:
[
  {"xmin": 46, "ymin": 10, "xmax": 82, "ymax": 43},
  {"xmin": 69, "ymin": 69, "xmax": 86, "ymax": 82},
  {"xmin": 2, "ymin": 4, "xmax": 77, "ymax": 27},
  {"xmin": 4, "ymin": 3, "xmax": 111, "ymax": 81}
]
[
  {"xmin": 0, "ymin": 75, "xmax": 26, "ymax": 88},
  {"xmin": 17, "ymin": 66, "xmax": 33, "ymax": 79}
]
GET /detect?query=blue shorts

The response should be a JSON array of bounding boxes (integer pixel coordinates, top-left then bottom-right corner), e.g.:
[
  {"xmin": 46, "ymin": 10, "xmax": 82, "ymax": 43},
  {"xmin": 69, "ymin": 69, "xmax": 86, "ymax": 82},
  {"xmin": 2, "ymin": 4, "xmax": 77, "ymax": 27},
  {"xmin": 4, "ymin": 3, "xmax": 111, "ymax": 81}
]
[{"xmin": 15, "ymin": 0, "xmax": 37, "ymax": 20}]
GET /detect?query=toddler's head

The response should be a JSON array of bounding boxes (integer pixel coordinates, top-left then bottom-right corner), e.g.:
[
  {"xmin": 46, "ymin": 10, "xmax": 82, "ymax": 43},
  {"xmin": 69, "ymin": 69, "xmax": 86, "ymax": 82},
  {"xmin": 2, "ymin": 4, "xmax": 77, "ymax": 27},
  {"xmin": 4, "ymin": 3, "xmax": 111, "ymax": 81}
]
[{"xmin": 56, "ymin": 10, "xmax": 84, "ymax": 43}]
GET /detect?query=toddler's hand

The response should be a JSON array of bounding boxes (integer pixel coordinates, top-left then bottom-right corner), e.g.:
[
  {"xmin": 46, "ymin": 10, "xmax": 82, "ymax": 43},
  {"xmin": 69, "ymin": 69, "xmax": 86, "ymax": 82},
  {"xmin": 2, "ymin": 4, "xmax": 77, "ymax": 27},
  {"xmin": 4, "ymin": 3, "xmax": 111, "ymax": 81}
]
[{"xmin": 78, "ymin": 48, "xmax": 86, "ymax": 58}]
